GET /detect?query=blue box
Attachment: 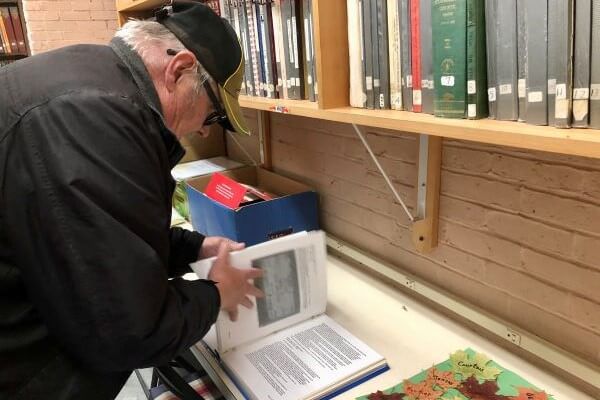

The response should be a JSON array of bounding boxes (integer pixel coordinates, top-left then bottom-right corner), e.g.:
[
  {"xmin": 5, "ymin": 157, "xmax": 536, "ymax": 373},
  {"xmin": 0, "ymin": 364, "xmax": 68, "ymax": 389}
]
[{"xmin": 186, "ymin": 166, "xmax": 319, "ymax": 246}]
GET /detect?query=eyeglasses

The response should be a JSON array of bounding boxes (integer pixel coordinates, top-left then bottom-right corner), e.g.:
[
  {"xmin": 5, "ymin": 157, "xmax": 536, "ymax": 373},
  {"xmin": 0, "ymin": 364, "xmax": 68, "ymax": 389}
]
[{"xmin": 166, "ymin": 48, "xmax": 229, "ymax": 127}]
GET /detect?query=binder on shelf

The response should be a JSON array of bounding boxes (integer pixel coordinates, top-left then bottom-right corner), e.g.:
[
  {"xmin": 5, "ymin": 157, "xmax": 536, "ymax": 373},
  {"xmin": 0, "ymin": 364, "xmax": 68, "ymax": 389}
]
[
  {"xmin": 466, "ymin": 0, "xmax": 488, "ymax": 119},
  {"xmin": 485, "ymin": 0, "xmax": 497, "ymax": 119},
  {"xmin": 387, "ymin": 0, "xmax": 402, "ymax": 110},
  {"xmin": 377, "ymin": 0, "xmax": 390, "ymax": 109},
  {"xmin": 572, "ymin": 0, "xmax": 591, "ymax": 127},
  {"xmin": 349, "ymin": 0, "xmax": 366, "ymax": 108},
  {"xmin": 589, "ymin": 0, "xmax": 600, "ymax": 128},
  {"xmin": 524, "ymin": 0, "xmax": 548, "ymax": 126},
  {"xmin": 400, "ymin": 0, "xmax": 413, "ymax": 111},
  {"xmin": 371, "ymin": 0, "xmax": 381, "ymax": 109},
  {"xmin": 419, "ymin": 0, "xmax": 433, "ymax": 114},
  {"xmin": 516, "ymin": 0, "xmax": 527, "ymax": 122},
  {"xmin": 362, "ymin": 0, "xmax": 374, "ymax": 108},
  {"xmin": 548, "ymin": 0, "xmax": 574, "ymax": 128},
  {"xmin": 495, "ymin": 0, "xmax": 519, "ymax": 121},
  {"xmin": 410, "ymin": 0, "xmax": 422, "ymax": 112}
]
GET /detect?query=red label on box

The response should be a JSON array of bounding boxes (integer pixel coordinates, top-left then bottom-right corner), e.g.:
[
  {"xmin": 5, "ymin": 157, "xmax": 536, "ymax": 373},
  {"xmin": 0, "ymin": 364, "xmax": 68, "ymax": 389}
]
[{"xmin": 204, "ymin": 173, "xmax": 247, "ymax": 209}]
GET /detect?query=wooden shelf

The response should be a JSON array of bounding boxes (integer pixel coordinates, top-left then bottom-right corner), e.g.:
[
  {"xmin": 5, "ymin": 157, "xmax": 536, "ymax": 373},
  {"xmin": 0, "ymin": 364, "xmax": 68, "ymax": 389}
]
[
  {"xmin": 0, "ymin": 53, "xmax": 27, "ymax": 60},
  {"xmin": 116, "ymin": 0, "xmax": 166, "ymax": 12},
  {"xmin": 239, "ymin": 96, "xmax": 600, "ymax": 159}
]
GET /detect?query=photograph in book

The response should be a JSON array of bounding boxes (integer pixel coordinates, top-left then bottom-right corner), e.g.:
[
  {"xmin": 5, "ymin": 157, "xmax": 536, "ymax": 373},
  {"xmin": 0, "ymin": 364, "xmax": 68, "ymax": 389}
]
[{"xmin": 190, "ymin": 231, "xmax": 388, "ymax": 400}]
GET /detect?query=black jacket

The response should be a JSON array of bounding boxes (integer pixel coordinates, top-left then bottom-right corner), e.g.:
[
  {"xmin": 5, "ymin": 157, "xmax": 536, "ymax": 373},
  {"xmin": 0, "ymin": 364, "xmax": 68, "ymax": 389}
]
[{"xmin": 0, "ymin": 38, "xmax": 220, "ymax": 399}]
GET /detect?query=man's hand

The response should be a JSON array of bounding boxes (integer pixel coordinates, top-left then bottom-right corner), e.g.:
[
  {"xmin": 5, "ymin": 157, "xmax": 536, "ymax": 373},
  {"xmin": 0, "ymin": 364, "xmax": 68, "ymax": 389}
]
[
  {"xmin": 200, "ymin": 236, "xmax": 244, "ymax": 259},
  {"xmin": 208, "ymin": 242, "xmax": 264, "ymax": 321}
]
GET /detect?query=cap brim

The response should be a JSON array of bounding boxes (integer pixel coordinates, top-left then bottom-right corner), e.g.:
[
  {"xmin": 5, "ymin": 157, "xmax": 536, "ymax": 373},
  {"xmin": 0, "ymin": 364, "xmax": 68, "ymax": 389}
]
[{"xmin": 219, "ymin": 86, "xmax": 251, "ymax": 135}]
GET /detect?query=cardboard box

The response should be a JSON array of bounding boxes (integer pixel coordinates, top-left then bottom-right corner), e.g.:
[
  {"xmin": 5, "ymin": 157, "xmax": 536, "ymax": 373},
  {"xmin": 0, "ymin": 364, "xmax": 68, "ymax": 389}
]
[
  {"xmin": 186, "ymin": 166, "xmax": 319, "ymax": 246},
  {"xmin": 171, "ymin": 157, "xmax": 244, "ymax": 220}
]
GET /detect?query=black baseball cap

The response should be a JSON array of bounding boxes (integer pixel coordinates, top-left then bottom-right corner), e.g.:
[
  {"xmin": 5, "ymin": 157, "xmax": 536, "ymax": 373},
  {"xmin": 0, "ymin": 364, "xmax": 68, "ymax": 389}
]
[{"xmin": 156, "ymin": 1, "xmax": 250, "ymax": 135}]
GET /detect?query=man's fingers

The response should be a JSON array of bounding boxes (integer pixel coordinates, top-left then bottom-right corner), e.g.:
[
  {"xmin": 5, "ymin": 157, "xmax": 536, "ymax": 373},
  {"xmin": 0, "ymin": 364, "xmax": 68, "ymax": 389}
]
[
  {"xmin": 241, "ymin": 296, "xmax": 254, "ymax": 309},
  {"xmin": 248, "ymin": 285, "xmax": 265, "ymax": 299},
  {"xmin": 245, "ymin": 268, "xmax": 264, "ymax": 279},
  {"xmin": 215, "ymin": 241, "xmax": 230, "ymax": 264},
  {"xmin": 229, "ymin": 241, "xmax": 245, "ymax": 251}
]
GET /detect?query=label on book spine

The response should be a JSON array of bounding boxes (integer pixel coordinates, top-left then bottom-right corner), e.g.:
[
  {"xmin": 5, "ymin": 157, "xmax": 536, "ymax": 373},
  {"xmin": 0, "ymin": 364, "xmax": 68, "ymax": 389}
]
[
  {"xmin": 556, "ymin": 83, "xmax": 567, "ymax": 100},
  {"xmin": 488, "ymin": 87, "xmax": 497, "ymax": 102},
  {"xmin": 528, "ymin": 91, "xmax": 543, "ymax": 102},
  {"xmin": 413, "ymin": 89, "xmax": 422, "ymax": 105},
  {"xmin": 547, "ymin": 79, "xmax": 557, "ymax": 94},
  {"xmin": 574, "ymin": 87, "xmax": 590, "ymax": 100},
  {"xmin": 467, "ymin": 80, "xmax": 476, "ymax": 94},
  {"xmin": 591, "ymin": 84, "xmax": 600, "ymax": 100},
  {"xmin": 499, "ymin": 84, "xmax": 513, "ymax": 95},
  {"xmin": 518, "ymin": 79, "xmax": 526, "ymax": 98},
  {"xmin": 468, "ymin": 103, "xmax": 477, "ymax": 117}
]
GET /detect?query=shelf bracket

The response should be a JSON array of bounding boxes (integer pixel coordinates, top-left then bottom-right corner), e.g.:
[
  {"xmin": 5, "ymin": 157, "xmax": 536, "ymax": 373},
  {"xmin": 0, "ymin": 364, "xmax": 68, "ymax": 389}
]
[{"xmin": 412, "ymin": 134, "xmax": 442, "ymax": 253}]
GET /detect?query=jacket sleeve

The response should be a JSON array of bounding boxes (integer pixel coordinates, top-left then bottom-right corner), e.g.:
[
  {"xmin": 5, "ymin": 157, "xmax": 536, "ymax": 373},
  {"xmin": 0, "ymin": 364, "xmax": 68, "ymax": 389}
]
[
  {"xmin": 4, "ymin": 92, "xmax": 220, "ymax": 372},
  {"xmin": 168, "ymin": 227, "xmax": 204, "ymax": 277}
]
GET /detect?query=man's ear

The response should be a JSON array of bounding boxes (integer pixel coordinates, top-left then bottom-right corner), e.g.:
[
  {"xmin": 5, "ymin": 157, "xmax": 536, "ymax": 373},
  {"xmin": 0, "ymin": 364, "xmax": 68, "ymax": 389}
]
[{"xmin": 164, "ymin": 50, "xmax": 197, "ymax": 92}]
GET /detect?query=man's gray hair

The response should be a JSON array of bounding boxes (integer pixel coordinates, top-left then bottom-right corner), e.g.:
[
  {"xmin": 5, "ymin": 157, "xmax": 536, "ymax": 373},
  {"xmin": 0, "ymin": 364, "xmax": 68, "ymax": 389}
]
[{"xmin": 115, "ymin": 20, "xmax": 211, "ymax": 94}]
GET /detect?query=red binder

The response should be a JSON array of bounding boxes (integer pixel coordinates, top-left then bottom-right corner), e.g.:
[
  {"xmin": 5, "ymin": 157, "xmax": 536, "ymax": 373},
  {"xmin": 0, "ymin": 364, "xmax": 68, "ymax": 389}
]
[{"xmin": 410, "ymin": 0, "xmax": 422, "ymax": 112}]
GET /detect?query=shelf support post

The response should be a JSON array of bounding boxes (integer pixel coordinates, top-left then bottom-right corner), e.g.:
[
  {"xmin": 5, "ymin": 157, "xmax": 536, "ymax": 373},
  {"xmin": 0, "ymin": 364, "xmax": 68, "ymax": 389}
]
[
  {"xmin": 412, "ymin": 134, "xmax": 442, "ymax": 253},
  {"xmin": 257, "ymin": 110, "xmax": 272, "ymax": 170}
]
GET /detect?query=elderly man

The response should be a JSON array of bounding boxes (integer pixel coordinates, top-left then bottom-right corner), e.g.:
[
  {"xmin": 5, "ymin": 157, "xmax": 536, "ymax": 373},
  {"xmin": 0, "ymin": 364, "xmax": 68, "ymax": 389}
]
[{"xmin": 0, "ymin": 2, "xmax": 262, "ymax": 399}]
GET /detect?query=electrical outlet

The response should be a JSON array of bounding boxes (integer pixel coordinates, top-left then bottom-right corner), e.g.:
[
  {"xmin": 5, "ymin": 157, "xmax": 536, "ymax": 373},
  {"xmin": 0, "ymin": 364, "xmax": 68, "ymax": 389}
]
[
  {"xmin": 506, "ymin": 328, "xmax": 521, "ymax": 345},
  {"xmin": 405, "ymin": 279, "xmax": 416, "ymax": 290}
]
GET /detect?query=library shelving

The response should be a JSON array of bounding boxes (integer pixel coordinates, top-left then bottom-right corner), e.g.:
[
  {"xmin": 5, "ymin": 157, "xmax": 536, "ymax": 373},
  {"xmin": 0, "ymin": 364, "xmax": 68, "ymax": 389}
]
[{"xmin": 116, "ymin": 0, "xmax": 600, "ymax": 253}]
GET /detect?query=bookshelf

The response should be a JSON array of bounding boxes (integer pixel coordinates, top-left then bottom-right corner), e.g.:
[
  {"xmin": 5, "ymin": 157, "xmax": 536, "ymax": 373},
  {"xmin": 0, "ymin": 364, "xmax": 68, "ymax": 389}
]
[
  {"xmin": 116, "ymin": 0, "xmax": 600, "ymax": 160},
  {"xmin": 116, "ymin": 0, "xmax": 599, "ymax": 253},
  {"xmin": 0, "ymin": 0, "xmax": 29, "ymax": 60}
]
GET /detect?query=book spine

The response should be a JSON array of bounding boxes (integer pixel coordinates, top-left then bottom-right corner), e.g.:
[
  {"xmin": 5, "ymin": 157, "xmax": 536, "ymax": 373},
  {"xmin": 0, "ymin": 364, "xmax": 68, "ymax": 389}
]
[
  {"xmin": 371, "ymin": 0, "xmax": 381, "ymax": 108},
  {"xmin": 0, "ymin": 8, "xmax": 12, "ymax": 53},
  {"xmin": 548, "ymin": 0, "xmax": 575, "ymax": 128},
  {"xmin": 400, "ymin": 0, "xmax": 413, "ymax": 111},
  {"xmin": 590, "ymin": 0, "xmax": 600, "ymax": 128},
  {"xmin": 280, "ymin": 0, "xmax": 292, "ymax": 98},
  {"xmin": 419, "ymin": 0, "xmax": 433, "ymax": 114},
  {"xmin": 303, "ymin": 0, "xmax": 315, "ymax": 101},
  {"xmin": 272, "ymin": 0, "xmax": 283, "ymax": 98},
  {"xmin": 220, "ymin": 0, "xmax": 231, "ymax": 20},
  {"xmin": 524, "ymin": 0, "xmax": 548, "ymax": 125},
  {"xmin": 410, "ymin": 0, "xmax": 421, "ymax": 112},
  {"xmin": 246, "ymin": 0, "xmax": 261, "ymax": 96},
  {"xmin": 230, "ymin": 1, "xmax": 245, "ymax": 95},
  {"xmin": 573, "ymin": 0, "xmax": 591, "ymax": 127},
  {"xmin": 349, "ymin": 0, "xmax": 365, "ymax": 107},
  {"xmin": 377, "ymin": 0, "xmax": 390, "ymax": 109},
  {"xmin": 266, "ymin": 0, "xmax": 278, "ymax": 99},
  {"xmin": 495, "ymin": 0, "xmax": 519, "ymax": 121},
  {"xmin": 388, "ymin": 0, "xmax": 402, "ymax": 110},
  {"xmin": 291, "ymin": 0, "xmax": 304, "ymax": 99},
  {"xmin": 255, "ymin": 1, "xmax": 266, "ymax": 97},
  {"xmin": 240, "ymin": 0, "xmax": 257, "ymax": 96},
  {"xmin": 363, "ymin": 0, "xmax": 374, "ymax": 108},
  {"xmin": 466, "ymin": 0, "xmax": 488, "ymax": 119},
  {"xmin": 432, "ymin": 0, "xmax": 467, "ymax": 118},
  {"xmin": 309, "ymin": 0, "xmax": 318, "ymax": 101},
  {"xmin": 516, "ymin": 0, "xmax": 527, "ymax": 121},
  {"xmin": 8, "ymin": 7, "xmax": 24, "ymax": 54},
  {"xmin": 485, "ymin": 0, "xmax": 497, "ymax": 118}
]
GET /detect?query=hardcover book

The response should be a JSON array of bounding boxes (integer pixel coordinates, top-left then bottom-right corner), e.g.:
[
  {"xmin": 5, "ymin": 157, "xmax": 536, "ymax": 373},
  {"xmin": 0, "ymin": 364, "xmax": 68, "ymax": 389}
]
[
  {"xmin": 191, "ymin": 231, "xmax": 389, "ymax": 400},
  {"xmin": 433, "ymin": 0, "xmax": 467, "ymax": 118}
]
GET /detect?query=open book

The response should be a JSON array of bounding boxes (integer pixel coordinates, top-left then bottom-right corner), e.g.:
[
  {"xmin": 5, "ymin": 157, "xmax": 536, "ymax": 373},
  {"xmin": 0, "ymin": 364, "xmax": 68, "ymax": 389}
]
[{"xmin": 190, "ymin": 231, "xmax": 388, "ymax": 400}]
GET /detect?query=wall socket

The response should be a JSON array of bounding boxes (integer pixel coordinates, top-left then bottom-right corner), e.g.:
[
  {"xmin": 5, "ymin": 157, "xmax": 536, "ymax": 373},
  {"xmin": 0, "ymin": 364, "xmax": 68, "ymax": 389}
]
[{"xmin": 506, "ymin": 328, "xmax": 521, "ymax": 345}]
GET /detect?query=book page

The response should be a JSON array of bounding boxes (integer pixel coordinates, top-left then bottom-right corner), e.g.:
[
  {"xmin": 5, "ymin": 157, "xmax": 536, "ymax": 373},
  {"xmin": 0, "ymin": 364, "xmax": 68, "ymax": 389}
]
[
  {"xmin": 170, "ymin": 156, "xmax": 243, "ymax": 181},
  {"xmin": 221, "ymin": 314, "xmax": 387, "ymax": 400},
  {"xmin": 191, "ymin": 231, "xmax": 328, "ymax": 352}
]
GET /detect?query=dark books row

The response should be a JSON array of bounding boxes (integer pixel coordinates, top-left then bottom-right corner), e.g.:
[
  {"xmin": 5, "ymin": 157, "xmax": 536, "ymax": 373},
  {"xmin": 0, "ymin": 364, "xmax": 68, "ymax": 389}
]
[
  {"xmin": 212, "ymin": 0, "xmax": 318, "ymax": 101},
  {"xmin": 0, "ymin": 6, "xmax": 27, "ymax": 56},
  {"xmin": 348, "ymin": 0, "xmax": 600, "ymax": 129}
]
